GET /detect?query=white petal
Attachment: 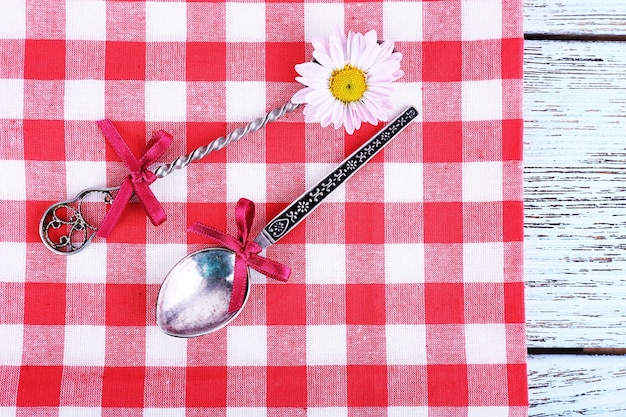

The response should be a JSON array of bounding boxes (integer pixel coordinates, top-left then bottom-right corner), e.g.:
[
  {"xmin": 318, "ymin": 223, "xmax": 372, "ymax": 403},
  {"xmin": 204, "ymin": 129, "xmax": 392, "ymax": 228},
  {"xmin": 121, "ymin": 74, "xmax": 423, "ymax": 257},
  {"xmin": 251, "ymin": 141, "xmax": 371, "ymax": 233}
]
[
  {"xmin": 344, "ymin": 105, "xmax": 355, "ymax": 134},
  {"xmin": 376, "ymin": 40, "xmax": 395, "ymax": 62},
  {"xmin": 296, "ymin": 62, "xmax": 332, "ymax": 79},
  {"xmin": 329, "ymin": 36, "xmax": 347, "ymax": 69},
  {"xmin": 296, "ymin": 75, "xmax": 331, "ymax": 89},
  {"xmin": 331, "ymin": 100, "xmax": 346, "ymax": 129},
  {"xmin": 362, "ymin": 92, "xmax": 386, "ymax": 117},
  {"xmin": 357, "ymin": 42, "xmax": 380, "ymax": 71},
  {"xmin": 306, "ymin": 88, "xmax": 333, "ymax": 105},
  {"xmin": 312, "ymin": 37, "xmax": 330, "ymax": 56},
  {"xmin": 292, "ymin": 87, "xmax": 312, "ymax": 104},
  {"xmin": 349, "ymin": 33, "xmax": 365, "ymax": 67},
  {"xmin": 334, "ymin": 26, "xmax": 348, "ymax": 56},
  {"xmin": 312, "ymin": 50, "xmax": 335, "ymax": 69},
  {"xmin": 369, "ymin": 59, "xmax": 402, "ymax": 79},
  {"xmin": 365, "ymin": 85, "xmax": 393, "ymax": 101},
  {"xmin": 367, "ymin": 72, "xmax": 396, "ymax": 84},
  {"xmin": 354, "ymin": 100, "xmax": 378, "ymax": 125},
  {"xmin": 364, "ymin": 30, "xmax": 378, "ymax": 46}
]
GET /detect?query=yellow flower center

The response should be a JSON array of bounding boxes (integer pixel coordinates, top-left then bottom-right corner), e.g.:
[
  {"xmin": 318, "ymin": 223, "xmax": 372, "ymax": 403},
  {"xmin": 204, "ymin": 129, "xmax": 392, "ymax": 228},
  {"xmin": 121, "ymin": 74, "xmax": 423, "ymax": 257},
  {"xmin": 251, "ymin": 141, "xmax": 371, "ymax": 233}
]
[{"xmin": 329, "ymin": 65, "xmax": 367, "ymax": 103}]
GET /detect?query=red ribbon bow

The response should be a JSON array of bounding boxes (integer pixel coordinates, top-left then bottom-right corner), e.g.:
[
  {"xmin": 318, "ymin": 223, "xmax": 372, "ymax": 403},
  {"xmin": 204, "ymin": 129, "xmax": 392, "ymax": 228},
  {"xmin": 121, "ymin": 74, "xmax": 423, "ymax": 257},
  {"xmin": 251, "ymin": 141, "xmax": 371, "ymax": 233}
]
[
  {"xmin": 188, "ymin": 198, "xmax": 291, "ymax": 313},
  {"xmin": 96, "ymin": 119, "xmax": 174, "ymax": 238}
]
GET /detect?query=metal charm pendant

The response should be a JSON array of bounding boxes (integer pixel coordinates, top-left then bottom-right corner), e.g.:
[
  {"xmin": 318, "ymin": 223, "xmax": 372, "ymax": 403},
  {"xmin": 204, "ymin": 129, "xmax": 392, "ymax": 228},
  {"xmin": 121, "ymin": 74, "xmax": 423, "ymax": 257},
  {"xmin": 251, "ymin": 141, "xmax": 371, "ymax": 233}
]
[{"xmin": 39, "ymin": 187, "xmax": 119, "ymax": 255}]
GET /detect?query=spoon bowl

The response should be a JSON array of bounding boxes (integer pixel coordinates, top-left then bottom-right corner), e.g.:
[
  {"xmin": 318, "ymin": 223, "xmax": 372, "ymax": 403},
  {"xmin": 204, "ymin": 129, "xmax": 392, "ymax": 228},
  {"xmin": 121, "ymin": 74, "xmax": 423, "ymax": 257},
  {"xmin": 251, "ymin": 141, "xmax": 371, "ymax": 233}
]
[{"xmin": 156, "ymin": 247, "xmax": 249, "ymax": 337}]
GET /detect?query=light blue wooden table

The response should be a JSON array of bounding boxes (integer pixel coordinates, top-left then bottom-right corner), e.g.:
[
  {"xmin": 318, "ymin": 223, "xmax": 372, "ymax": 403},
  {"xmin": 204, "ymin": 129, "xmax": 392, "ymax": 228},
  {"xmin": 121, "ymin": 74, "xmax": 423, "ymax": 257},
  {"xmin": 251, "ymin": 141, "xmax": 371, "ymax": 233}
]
[{"xmin": 524, "ymin": 1, "xmax": 626, "ymax": 415}]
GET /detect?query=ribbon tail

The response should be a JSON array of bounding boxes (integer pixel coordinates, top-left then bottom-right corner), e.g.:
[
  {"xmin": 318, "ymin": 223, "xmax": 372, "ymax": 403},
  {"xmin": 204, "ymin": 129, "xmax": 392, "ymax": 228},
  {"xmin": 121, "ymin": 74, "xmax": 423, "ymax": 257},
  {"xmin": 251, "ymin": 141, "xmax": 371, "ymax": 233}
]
[
  {"xmin": 133, "ymin": 183, "xmax": 167, "ymax": 226},
  {"xmin": 96, "ymin": 179, "xmax": 134, "ymax": 238},
  {"xmin": 228, "ymin": 255, "xmax": 250, "ymax": 313},
  {"xmin": 248, "ymin": 255, "xmax": 291, "ymax": 282}
]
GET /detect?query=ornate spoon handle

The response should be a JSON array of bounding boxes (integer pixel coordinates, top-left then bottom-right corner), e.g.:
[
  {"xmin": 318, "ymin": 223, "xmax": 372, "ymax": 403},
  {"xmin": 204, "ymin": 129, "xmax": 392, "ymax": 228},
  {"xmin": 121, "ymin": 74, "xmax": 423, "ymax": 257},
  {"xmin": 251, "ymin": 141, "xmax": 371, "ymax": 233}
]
[{"xmin": 40, "ymin": 100, "xmax": 300, "ymax": 255}]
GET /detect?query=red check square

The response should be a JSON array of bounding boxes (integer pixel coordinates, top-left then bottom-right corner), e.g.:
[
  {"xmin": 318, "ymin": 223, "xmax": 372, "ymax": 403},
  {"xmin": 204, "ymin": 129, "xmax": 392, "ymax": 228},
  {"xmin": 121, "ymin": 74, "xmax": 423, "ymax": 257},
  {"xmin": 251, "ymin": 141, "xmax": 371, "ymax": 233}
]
[
  {"xmin": 265, "ymin": 42, "xmax": 305, "ymax": 82},
  {"xmin": 422, "ymin": 41, "xmax": 462, "ymax": 82},
  {"xmin": 102, "ymin": 367, "xmax": 146, "ymax": 407},
  {"xmin": 266, "ymin": 284, "xmax": 306, "ymax": 325},
  {"xmin": 105, "ymin": 284, "xmax": 147, "ymax": 326},
  {"xmin": 265, "ymin": 122, "xmax": 306, "ymax": 163},
  {"xmin": 423, "ymin": 202, "xmax": 463, "ymax": 243},
  {"xmin": 345, "ymin": 203, "xmax": 385, "ymax": 244},
  {"xmin": 267, "ymin": 366, "xmax": 308, "ymax": 407},
  {"xmin": 502, "ymin": 38, "xmax": 524, "ymax": 80},
  {"xmin": 187, "ymin": 42, "xmax": 226, "ymax": 81},
  {"xmin": 24, "ymin": 40, "xmax": 66, "ymax": 80},
  {"xmin": 427, "ymin": 364, "xmax": 469, "ymax": 406},
  {"xmin": 425, "ymin": 283, "xmax": 464, "ymax": 324},
  {"xmin": 346, "ymin": 284, "xmax": 386, "ymax": 325},
  {"xmin": 105, "ymin": 42, "xmax": 146, "ymax": 80},
  {"xmin": 423, "ymin": 122, "xmax": 463, "ymax": 163},
  {"xmin": 186, "ymin": 367, "xmax": 227, "ymax": 406},
  {"xmin": 24, "ymin": 120, "xmax": 66, "ymax": 161},
  {"xmin": 347, "ymin": 365, "xmax": 388, "ymax": 406},
  {"xmin": 23, "ymin": 283, "xmax": 66, "ymax": 325},
  {"xmin": 17, "ymin": 366, "xmax": 63, "ymax": 406}
]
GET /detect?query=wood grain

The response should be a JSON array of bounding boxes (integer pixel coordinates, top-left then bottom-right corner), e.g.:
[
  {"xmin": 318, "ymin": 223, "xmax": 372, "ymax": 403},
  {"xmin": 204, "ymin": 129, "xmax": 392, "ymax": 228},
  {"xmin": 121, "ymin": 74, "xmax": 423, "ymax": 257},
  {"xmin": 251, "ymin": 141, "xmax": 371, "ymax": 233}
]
[
  {"xmin": 524, "ymin": 39, "xmax": 626, "ymax": 348},
  {"xmin": 528, "ymin": 355, "xmax": 626, "ymax": 416},
  {"xmin": 524, "ymin": 1, "xmax": 626, "ymax": 37}
]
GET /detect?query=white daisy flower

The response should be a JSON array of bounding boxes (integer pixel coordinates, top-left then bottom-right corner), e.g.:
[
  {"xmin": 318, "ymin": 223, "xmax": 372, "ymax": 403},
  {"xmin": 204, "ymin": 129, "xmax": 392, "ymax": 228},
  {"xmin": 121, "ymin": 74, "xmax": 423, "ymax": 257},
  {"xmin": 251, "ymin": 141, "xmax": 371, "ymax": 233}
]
[{"xmin": 292, "ymin": 27, "xmax": 404, "ymax": 135}]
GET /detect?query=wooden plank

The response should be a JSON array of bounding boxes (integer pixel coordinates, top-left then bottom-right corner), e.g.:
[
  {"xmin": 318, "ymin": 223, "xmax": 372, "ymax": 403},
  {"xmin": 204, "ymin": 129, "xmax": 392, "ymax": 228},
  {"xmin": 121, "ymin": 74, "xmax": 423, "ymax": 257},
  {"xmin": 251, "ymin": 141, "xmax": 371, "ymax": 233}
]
[
  {"xmin": 528, "ymin": 354, "xmax": 626, "ymax": 416},
  {"xmin": 524, "ymin": 39, "xmax": 626, "ymax": 347},
  {"xmin": 524, "ymin": 1, "xmax": 626, "ymax": 37}
]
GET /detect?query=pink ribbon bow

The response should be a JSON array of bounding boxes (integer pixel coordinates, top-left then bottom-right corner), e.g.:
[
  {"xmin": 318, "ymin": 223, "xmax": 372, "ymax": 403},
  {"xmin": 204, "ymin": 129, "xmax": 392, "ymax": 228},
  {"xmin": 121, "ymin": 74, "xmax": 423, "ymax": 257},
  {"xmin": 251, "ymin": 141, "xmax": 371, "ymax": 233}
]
[
  {"xmin": 188, "ymin": 198, "xmax": 291, "ymax": 313},
  {"xmin": 96, "ymin": 119, "xmax": 174, "ymax": 238}
]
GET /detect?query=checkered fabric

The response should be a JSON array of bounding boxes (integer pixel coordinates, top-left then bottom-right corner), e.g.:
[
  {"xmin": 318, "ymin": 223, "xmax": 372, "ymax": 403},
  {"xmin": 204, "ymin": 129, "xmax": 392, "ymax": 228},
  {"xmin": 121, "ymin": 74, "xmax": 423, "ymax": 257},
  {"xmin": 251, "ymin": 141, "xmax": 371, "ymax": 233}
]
[{"xmin": 0, "ymin": 0, "xmax": 527, "ymax": 416}]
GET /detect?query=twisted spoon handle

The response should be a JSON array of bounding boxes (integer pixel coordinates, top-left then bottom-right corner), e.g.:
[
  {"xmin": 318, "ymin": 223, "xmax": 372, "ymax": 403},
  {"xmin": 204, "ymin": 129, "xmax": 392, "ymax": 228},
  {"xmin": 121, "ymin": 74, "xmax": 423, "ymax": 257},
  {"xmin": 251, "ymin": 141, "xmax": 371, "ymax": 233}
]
[{"xmin": 153, "ymin": 100, "xmax": 300, "ymax": 178}]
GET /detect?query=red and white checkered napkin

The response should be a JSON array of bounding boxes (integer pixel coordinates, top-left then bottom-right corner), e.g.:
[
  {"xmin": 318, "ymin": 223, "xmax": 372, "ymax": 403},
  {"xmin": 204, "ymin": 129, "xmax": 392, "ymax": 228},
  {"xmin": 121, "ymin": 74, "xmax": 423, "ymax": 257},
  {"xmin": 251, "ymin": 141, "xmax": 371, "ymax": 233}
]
[{"xmin": 0, "ymin": 0, "xmax": 527, "ymax": 415}]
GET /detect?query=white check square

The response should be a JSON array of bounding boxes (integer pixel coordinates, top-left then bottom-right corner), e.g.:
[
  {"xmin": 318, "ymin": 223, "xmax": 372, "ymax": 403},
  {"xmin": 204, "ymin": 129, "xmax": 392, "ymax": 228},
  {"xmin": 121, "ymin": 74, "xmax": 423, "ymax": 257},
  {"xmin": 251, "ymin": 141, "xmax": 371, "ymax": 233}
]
[
  {"xmin": 0, "ymin": 160, "xmax": 25, "ymax": 200},
  {"xmin": 226, "ymin": 163, "xmax": 266, "ymax": 203},
  {"xmin": 227, "ymin": 326, "xmax": 267, "ymax": 366},
  {"xmin": 0, "ymin": 243, "xmax": 26, "ymax": 282},
  {"xmin": 63, "ymin": 325, "xmax": 106, "ymax": 366},
  {"xmin": 226, "ymin": 3, "xmax": 265, "ymax": 42},
  {"xmin": 305, "ymin": 244, "xmax": 346, "ymax": 284},
  {"xmin": 465, "ymin": 324, "xmax": 508, "ymax": 364},
  {"xmin": 462, "ymin": 80, "xmax": 502, "ymax": 121},
  {"xmin": 307, "ymin": 325, "xmax": 347, "ymax": 365},
  {"xmin": 383, "ymin": 2, "xmax": 423, "ymax": 41},
  {"xmin": 384, "ymin": 163, "xmax": 423, "ymax": 202},
  {"xmin": 146, "ymin": 81, "xmax": 187, "ymax": 122},
  {"xmin": 64, "ymin": 80, "xmax": 105, "ymax": 120},
  {"xmin": 0, "ymin": 325, "xmax": 23, "ymax": 365},
  {"xmin": 66, "ymin": 243, "xmax": 107, "ymax": 283},
  {"xmin": 462, "ymin": 0, "xmax": 502, "ymax": 41},
  {"xmin": 462, "ymin": 161, "xmax": 503, "ymax": 201},
  {"xmin": 146, "ymin": 244, "xmax": 188, "ymax": 285},
  {"xmin": 463, "ymin": 242, "xmax": 505, "ymax": 283},
  {"xmin": 304, "ymin": 3, "xmax": 344, "ymax": 41},
  {"xmin": 66, "ymin": 0, "xmax": 106, "ymax": 41},
  {"xmin": 145, "ymin": 327, "xmax": 187, "ymax": 366},
  {"xmin": 226, "ymin": 81, "xmax": 266, "ymax": 122},
  {"xmin": 386, "ymin": 324, "xmax": 427, "ymax": 365},
  {"xmin": 65, "ymin": 161, "xmax": 107, "ymax": 196},
  {"xmin": 385, "ymin": 244, "xmax": 425, "ymax": 284},
  {"xmin": 0, "ymin": 79, "xmax": 24, "ymax": 119},
  {"xmin": 0, "ymin": 0, "xmax": 25, "ymax": 38},
  {"xmin": 146, "ymin": 2, "xmax": 187, "ymax": 42}
]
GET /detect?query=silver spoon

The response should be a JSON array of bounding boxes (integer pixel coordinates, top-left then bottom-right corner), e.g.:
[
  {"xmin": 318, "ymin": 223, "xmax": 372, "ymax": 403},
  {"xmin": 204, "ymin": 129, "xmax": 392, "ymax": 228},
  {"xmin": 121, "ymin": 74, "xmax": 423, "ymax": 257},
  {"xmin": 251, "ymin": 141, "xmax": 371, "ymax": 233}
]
[
  {"xmin": 156, "ymin": 106, "xmax": 418, "ymax": 337},
  {"xmin": 39, "ymin": 101, "xmax": 300, "ymax": 255}
]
